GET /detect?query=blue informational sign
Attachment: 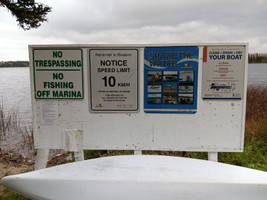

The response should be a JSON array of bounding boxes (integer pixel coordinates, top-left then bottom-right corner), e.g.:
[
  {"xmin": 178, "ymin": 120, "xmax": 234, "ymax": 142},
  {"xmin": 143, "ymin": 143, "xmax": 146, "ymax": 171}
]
[{"xmin": 144, "ymin": 46, "xmax": 199, "ymax": 113}]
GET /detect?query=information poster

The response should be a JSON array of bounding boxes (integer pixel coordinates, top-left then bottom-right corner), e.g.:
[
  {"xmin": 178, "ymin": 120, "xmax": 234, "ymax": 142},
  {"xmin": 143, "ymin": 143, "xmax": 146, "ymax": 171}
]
[
  {"xmin": 202, "ymin": 45, "xmax": 246, "ymax": 99},
  {"xmin": 40, "ymin": 101, "xmax": 58, "ymax": 124},
  {"xmin": 33, "ymin": 49, "xmax": 84, "ymax": 99},
  {"xmin": 144, "ymin": 46, "xmax": 199, "ymax": 113},
  {"xmin": 89, "ymin": 49, "xmax": 138, "ymax": 112}
]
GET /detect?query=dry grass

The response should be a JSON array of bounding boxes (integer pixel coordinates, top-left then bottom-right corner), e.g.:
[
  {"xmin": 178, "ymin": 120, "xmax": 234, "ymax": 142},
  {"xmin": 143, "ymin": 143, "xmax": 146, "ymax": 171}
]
[
  {"xmin": 0, "ymin": 102, "xmax": 19, "ymax": 138},
  {"xmin": 246, "ymin": 85, "xmax": 267, "ymax": 121},
  {"xmin": 0, "ymin": 102, "xmax": 34, "ymax": 153},
  {"xmin": 245, "ymin": 85, "xmax": 267, "ymax": 144}
]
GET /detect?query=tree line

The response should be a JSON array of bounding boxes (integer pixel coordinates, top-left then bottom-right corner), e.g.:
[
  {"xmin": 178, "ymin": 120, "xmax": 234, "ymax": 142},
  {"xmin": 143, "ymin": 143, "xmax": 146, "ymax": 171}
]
[
  {"xmin": 1, "ymin": 54, "xmax": 267, "ymax": 67},
  {"xmin": 248, "ymin": 53, "xmax": 267, "ymax": 63},
  {"xmin": 0, "ymin": 61, "xmax": 29, "ymax": 67}
]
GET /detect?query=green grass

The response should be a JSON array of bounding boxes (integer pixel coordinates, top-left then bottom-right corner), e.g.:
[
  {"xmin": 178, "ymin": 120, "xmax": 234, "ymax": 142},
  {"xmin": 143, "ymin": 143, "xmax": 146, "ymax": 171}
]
[
  {"xmin": 219, "ymin": 139, "xmax": 266, "ymax": 171},
  {"xmin": 0, "ymin": 188, "xmax": 30, "ymax": 200}
]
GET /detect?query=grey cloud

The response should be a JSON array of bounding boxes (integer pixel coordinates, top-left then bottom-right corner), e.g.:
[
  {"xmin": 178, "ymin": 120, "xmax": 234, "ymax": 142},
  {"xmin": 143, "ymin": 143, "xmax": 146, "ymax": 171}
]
[
  {"xmin": 2, "ymin": 0, "xmax": 267, "ymax": 60},
  {"xmin": 43, "ymin": 0, "xmax": 267, "ymax": 36}
]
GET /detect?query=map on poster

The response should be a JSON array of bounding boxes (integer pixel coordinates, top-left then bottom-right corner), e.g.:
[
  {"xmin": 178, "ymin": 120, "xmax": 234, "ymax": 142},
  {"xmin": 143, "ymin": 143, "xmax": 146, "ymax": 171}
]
[
  {"xmin": 89, "ymin": 49, "xmax": 139, "ymax": 112},
  {"xmin": 202, "ymin": 45, "xmax": 246, "ymax": 99},
  {"xmin": 144, "ymin": 46, "xmax": 199, "ymax": 113}
]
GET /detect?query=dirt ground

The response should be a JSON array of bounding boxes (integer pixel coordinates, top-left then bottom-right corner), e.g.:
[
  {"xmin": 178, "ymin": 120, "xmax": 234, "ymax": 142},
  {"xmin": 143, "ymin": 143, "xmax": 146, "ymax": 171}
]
[
  {"xmin": 0, "ymin": 152, "xmax": 34, "ymax": 178},
  {"xmin": 0, "ymin": 151, "xmax": 71, "ymax": 176},
  {"xmin": 0, "ymin": 152, "xmax": 33, "ymax": 197},
  {"xmin": 0, "ymin": 151, "xmax": 71, "ymax": 196}
]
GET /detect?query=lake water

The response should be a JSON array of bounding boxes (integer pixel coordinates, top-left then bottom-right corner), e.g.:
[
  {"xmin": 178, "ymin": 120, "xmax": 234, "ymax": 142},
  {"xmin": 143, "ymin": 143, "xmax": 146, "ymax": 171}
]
[
  {"xmin": 247, "ymin": 64, "xmax": 267, "ymax": 85},
  {"xmin": 0, "ymin": 64, "xmax": 267, "ymax": 120},
  {"xmin": 0, "ymin": 67, "xmax": 32, "ymax": 123}
]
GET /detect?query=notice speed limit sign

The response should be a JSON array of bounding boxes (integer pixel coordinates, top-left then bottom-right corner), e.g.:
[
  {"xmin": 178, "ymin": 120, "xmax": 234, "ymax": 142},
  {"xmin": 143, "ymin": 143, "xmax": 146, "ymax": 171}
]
[{"xmin": 89, "ymin": 49, "xmax": 139, "ymax": 112}]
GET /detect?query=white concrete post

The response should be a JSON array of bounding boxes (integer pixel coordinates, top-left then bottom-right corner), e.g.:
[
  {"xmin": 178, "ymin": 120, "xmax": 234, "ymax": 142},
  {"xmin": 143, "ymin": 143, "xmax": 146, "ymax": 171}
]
[
  {"xmin": 208, "ymin": 152, "xmax": 218, "ymax": 162},
  {"xmin": 35, "ymin": 149, "xmax": 49, "ymax": 170},
  {"xmin": 134, "ymin": 150, "xmax": 142, "ymax": 155},
  {"xmin": 74, "ymin": 150, "xmax": 84, "ymax": 162}
]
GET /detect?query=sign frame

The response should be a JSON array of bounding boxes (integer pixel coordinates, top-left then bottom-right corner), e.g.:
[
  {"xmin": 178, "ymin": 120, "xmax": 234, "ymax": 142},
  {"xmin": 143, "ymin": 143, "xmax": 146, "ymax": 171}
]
[
  {"xmin": 89, "ymin": 48, "xmax": 139, "ymax": 112},
  {"xmin": 143, "ymin": 46, "xmax": 199, "ymax": 113},
  {"xmin": 202, "ymin": 45, "xmax": 246, "ymax": 100},
  {"xmin": 28, "ymin": 43, "xmax": 248, "ymax": 154},
  {"xmin": 32, "ymin": 48, "xmax": 84, "ymax": 100}
]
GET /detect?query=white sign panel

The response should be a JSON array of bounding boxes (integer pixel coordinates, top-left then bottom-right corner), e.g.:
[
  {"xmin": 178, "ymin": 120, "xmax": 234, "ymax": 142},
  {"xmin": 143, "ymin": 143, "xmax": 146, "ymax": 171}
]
[
  {"xmin": 29, "ymin": 44, "xmax": 247, "ymax": 153},
  {"xmin": 89, "ymin": 49, "xmax": 138, "ymax": 112},
  {"xmin": 33, "ymin": 48, "xmax": 84, "ymax": 99},
  {"xmin": 202, "ymin": 45, "xmax": 246, "ymax": 99}
]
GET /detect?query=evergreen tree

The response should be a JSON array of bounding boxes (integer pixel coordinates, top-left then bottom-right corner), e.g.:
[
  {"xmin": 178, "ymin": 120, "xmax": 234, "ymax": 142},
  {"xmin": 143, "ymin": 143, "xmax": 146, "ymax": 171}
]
[{"xmin": 0, "ymin": 0, "xmax": 51, "ymax": 30}]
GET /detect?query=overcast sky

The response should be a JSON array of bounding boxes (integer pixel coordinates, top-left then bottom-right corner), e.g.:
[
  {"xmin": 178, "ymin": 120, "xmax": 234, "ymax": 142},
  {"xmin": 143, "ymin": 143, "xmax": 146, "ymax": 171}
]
[{"xmin": 0, "ymin": 0, "xmax": 267, "ymax": 61}]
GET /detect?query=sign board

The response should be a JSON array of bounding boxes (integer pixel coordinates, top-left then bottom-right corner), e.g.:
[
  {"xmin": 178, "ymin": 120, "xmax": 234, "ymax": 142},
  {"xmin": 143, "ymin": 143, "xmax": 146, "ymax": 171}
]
[
  {"xmin": 202, "ymin": 45, "xmax": 246, "ymax": 99},
  {"xmin": 144, "ymin": 46, "xmax": 198, "ymax": 113},
  {"xmin": 32, "ymin": 49, "xmax": 84, "ymax": 99},
  {"xmin": 89, "ymin": 49, "xmax": 138, "ymax": 112},
  {"xmin": 29, "ymin": 44, "xmax": 248, "ymax": 153}
]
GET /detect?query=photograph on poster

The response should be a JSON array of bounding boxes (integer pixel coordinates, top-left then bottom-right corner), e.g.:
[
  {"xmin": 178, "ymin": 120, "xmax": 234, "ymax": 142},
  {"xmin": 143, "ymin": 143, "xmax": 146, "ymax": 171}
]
[
  {"xmin": 163, "ymin": 93, "xmax": 178, "ymax": 104},
  {"xmin": 163, "ymin": 71, "xmax": 178, "ymax": 81},
  {"xmin": 148, "ymin": 85, "xmax": 162, "ymax": 93},
  {"xmin": 163, "ymin": 82, "xmax": 178, "ymax": 93},
  {"xmin": 179, "ymin": 94, "xmax": 194, "ymax": 105},
  {"xmin": 179, "ymin": 83, "xmax": 194, "ymax": 93},
  {"xmin": 179, "ymin": 71, "xmax": 194, "ymax": 82},
  {"xmin": 148, "ymin": 71, "xmax": 162, "ymax": 84},
  {"xmin": 148, "ymin": 94, "xmax": 162, "ymax": 104}
]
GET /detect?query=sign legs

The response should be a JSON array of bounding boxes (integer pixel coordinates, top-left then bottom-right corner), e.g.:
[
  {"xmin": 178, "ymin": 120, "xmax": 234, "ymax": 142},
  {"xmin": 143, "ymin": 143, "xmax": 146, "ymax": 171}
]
[
  {"xmin": 74, "ymin": 150, "xmax": 84, "ymax": 162},
  {"xmin": 35, "ymin": 149, "xmax": 49, "ymax": 170},
  {"xmin": 208, "ymin": 152, "xmax": 218, "ymax": 162},
  {"xmin": 134, "ymin": 150, "xmax": 142, "ymax": 155}
]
